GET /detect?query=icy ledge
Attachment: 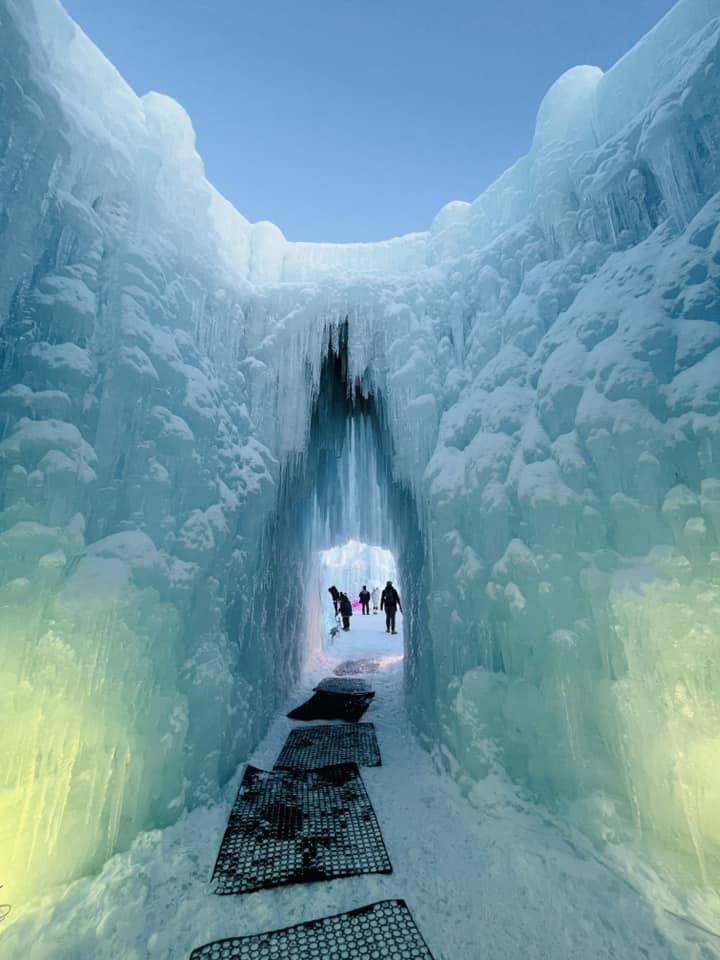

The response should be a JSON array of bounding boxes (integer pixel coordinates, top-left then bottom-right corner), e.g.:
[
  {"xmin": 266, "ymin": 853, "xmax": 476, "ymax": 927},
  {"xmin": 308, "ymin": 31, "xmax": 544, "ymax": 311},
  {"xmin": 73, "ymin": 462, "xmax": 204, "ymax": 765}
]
[{"xmin": 11, "ymin": 0, "xmax": 719, "ymax": 282}]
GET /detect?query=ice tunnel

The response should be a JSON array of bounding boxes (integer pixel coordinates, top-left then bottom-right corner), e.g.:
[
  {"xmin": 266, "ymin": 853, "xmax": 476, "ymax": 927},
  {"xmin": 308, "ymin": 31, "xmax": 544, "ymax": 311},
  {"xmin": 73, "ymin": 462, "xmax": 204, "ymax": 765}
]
[
  {"xmin": 1, "ymin": 0, "xmax": 720, "ymax": 945},
  {"xmin": 227, "ymin": 321, "xmax": 435, "ymax": 737}
]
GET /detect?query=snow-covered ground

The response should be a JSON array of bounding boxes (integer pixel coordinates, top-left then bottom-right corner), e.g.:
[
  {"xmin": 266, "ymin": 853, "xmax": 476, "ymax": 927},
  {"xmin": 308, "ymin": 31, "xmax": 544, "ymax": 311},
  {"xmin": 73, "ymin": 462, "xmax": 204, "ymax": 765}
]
[{"xmin": 3, "ymin": 611, "xmax": 719, "ymax": 960}]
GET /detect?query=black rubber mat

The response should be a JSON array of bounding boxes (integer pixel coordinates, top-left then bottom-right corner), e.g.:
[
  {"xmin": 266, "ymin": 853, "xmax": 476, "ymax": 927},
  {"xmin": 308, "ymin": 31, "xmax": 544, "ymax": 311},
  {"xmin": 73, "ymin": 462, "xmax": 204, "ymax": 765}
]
[
  {"xmin": 190, "ymin": 899, "xmax": 435, "ymax": 959},
  {"xmin": 315, "ymin": 676, "xmax": 373, "ymax": 694},
  {"xmin": 334, "ymin": 658, "xmax": 381, "ymax": 675},
  {"xmin": 274, "ymin": 723, "xmax": 381, "ymax": 771},
  {"xmin": 211, "ymin": 763, "xmax": 391, "ymax": 894},
  {"xmin": 287, "ymin": 689, "xmax": 374, "ymax": 722}
]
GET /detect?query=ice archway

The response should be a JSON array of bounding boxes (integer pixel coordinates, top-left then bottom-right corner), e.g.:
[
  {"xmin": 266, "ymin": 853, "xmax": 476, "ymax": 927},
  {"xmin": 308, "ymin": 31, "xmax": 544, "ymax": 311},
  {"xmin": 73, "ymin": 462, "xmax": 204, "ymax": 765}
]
[
  {"xmin": 1, "ymin": 0, "xmax": 720, "ymax": 912},
  {"xmin": 226, "ymin": 322, "xmax": 434, "ymax": 737},
  {"xmin": 320, "ymin": 542, "xmax": 397, "ymax": 604}
]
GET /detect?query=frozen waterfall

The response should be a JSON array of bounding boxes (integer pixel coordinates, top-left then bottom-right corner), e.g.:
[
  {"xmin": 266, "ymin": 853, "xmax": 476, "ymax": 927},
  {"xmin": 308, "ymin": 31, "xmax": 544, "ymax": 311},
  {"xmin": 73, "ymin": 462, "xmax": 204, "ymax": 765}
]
[{"xmin": 1, "ymin": 0, "xmax": 720, "ymax": 951}]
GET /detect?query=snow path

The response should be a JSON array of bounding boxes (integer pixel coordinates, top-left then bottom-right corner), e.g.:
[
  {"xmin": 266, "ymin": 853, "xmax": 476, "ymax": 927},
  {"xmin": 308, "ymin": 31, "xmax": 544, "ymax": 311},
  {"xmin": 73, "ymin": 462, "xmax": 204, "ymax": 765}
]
[{"xmin": 3, "ymin": 614, "xmax": 719, "ymax": 960}]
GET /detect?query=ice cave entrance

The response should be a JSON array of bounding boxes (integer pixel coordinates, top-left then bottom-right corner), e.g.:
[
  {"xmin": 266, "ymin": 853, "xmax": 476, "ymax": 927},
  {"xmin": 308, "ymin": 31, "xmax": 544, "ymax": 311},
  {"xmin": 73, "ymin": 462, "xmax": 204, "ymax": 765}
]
[
  {"xmin": 320, "ymin": 540, "xmax": 400, "ymax": 639},
  {"xmin": 258, "ymin": 323, "xmax": 427, "ymax": 681},
  {"xmin": 320, "ymin": 540, "xmax": 397, "ymax": 599}
]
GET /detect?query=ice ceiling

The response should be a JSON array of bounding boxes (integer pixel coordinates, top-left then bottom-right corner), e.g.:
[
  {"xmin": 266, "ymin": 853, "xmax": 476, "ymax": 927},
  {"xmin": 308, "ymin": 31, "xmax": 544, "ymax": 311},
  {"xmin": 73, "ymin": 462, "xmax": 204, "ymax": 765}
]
[{"xmin": 1, "ymin": 0, "xmax": 720, "ymax": 910}]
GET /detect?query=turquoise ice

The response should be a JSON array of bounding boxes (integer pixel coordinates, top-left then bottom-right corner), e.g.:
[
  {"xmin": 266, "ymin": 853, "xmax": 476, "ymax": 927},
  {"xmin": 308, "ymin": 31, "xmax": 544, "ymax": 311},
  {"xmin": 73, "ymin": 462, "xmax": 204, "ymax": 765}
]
[{"xmin": 1, "ymin": 0, "xmax": 719, "ymax": 932}]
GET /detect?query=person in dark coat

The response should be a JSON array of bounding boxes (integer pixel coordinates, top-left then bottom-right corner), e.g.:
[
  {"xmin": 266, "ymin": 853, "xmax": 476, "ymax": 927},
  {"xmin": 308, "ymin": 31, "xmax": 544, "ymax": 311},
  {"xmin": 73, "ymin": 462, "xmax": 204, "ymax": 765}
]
[
  {"xmin": 380, "ymin": 581, "xmax": 402, "ymax": 634},
  {"xmin": 359, "ymin": 585, "xmax": 370, "ymax": 615},
  {"xmin": 339, "ymin": 592, "xmax": 353, "ymax": 631},
  {"xmin": 328, "ymin": 585, "xmax": 340, "ymax": 614}
]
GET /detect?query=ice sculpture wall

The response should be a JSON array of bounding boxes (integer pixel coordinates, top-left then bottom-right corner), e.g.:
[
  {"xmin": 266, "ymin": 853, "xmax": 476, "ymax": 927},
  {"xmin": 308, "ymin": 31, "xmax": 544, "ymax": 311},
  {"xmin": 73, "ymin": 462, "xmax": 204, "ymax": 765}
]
[
  {"xmin": 0, "ymin": 0, "xmax": 284, "ymax": 902},
  {"xmin": 1, "ymin": 0, "xmax": 719, "ymax": 907}
]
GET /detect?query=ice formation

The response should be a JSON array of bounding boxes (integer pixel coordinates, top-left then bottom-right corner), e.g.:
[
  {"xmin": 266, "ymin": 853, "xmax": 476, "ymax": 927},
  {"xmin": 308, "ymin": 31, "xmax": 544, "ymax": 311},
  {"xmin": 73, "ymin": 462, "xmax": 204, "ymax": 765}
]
[
  {"xmin": 1, "ymin": 0, "xmax": 720, "ymax": 916},
  {"xmin": 320, "ymin": 542, "xmax": 397, "ymax": 601}
]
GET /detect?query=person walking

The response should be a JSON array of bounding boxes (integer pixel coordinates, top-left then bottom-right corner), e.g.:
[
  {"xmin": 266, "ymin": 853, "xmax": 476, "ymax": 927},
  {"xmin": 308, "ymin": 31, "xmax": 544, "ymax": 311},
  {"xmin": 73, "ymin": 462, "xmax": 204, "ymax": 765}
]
[
  {"xmin": 380, "ymin": 581, "xmax": 403, "ymax": 634},
  {"xmin": 328, "ymin": 585, "xmax": 340, "ymax": 615},
  {"xmin": 359, "ymin": 585, "xmax": 370, "ymax": 615},
  {"xmin": 339, "ymin": 592, "xmax": 353, "ymax": 631},
  {"xmin": 371, "ymin": 586, "xmax": 380, "ymax": 613}
]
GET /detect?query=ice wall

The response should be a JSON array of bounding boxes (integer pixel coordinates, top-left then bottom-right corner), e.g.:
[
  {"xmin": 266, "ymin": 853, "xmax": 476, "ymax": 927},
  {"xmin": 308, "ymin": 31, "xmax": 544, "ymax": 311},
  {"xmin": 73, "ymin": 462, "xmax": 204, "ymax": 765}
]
[
  {"xmin": 417, "ymin": 2, "xmax": 720, "ymax": 882},
  {"xmin": 0, "ymin": 0, "xmax": 284, "ymax": 904},
  {"xmin": 1, "ymin": 0, "xmax": 720, "ymax": 909}
]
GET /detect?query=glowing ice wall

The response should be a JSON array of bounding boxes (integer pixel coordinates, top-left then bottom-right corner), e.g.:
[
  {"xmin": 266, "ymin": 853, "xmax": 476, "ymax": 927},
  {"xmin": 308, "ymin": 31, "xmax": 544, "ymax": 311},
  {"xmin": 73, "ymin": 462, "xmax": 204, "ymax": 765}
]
[
  {"xmin": 0, "ymin": 0, "xmax": 285, "ymax": 904},
  {"xmin": 416, "ymin": 4, "xmax": 720, "ymax": 881}
]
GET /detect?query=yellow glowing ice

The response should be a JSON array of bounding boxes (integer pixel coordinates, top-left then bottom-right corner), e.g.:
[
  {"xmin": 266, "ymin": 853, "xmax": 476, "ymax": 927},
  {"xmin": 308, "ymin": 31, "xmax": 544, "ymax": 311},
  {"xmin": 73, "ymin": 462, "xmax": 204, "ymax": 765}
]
[
  {"xmin": 1, "ymin": 656, "xmax": 122, "ymax": 912},
  {"xmin": 609, "ymin": 569, "xmax": 720, "ymax": 882},
  {"xmin": 1, "ymin": 562, "xmax": 184, "ymax": 916}
]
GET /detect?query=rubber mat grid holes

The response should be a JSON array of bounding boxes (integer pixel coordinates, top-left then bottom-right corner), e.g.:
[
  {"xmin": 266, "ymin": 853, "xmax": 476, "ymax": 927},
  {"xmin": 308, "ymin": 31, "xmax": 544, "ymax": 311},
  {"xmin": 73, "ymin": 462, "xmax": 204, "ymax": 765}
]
[
  {"xmin": 190, "ymin": 899, "xmax": 436, "ymax": 959},
  {"xmin": 287, "ymin": 689, "xmax": 374, "ymax": 723},
  {"xmin": 274, "ymin": 723, "xmax": 381, "ymax": 771},
  {"xmin": 334, "ymin": 659, "xmax": 381, "ymax": 676},
  {"xmin": 211, "ymin": 763, "xmax": 391, "ymax": 894},
  {"xmin": 315, "ymin": 677, "xmax": 373, "ymax": 695}
]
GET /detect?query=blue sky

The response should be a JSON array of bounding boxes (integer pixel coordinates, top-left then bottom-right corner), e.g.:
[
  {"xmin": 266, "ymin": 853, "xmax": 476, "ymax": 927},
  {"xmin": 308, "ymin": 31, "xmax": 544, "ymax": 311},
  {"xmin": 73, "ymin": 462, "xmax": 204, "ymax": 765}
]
[{"xmin": 63, "ymin": 0, "xmax": 677, "ymax": 243}]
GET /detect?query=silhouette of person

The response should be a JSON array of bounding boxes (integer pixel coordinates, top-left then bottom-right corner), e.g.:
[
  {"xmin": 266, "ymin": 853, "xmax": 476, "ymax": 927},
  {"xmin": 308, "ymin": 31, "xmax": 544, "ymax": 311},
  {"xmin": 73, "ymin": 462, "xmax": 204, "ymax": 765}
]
[
  {"xmin": 359, "ymin": 585, "xmax": 370, "ymax": 615},
  {"xmin": 380, "ymin": 581, "xmax": 402, "ymax": 634},
  {"xmin": 339, "ymin": 592, "xmax": 353, "ymax": 631}
]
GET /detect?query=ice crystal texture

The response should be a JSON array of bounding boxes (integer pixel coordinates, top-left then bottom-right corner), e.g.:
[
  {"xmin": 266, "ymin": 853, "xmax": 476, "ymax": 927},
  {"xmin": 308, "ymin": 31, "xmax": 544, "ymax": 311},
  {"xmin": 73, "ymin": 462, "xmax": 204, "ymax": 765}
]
[{"xmin": 1, "ymin": 0, "xmax": 719, "ymax": 904}]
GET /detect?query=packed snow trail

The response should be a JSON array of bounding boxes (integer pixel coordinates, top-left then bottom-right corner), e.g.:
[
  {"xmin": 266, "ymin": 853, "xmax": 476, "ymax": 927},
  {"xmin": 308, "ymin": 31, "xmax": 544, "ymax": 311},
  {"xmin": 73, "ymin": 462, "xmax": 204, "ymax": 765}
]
[{"xmin": 3, "ymin": 613, "xmax": 719, "ymax": 960}]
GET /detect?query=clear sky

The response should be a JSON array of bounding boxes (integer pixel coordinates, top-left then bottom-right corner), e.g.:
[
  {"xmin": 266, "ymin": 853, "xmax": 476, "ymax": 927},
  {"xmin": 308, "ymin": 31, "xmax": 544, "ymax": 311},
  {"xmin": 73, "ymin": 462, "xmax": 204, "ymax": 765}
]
[{"xmin": 62, "ymin": 0, "xmax": 677, "ymax": 243}]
